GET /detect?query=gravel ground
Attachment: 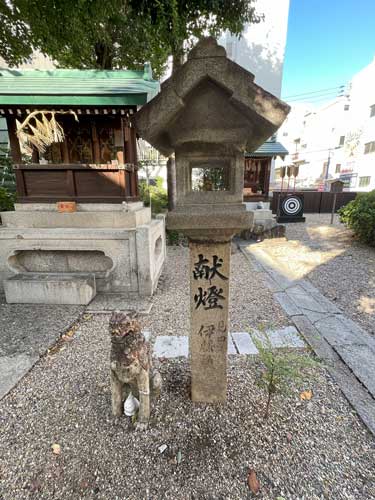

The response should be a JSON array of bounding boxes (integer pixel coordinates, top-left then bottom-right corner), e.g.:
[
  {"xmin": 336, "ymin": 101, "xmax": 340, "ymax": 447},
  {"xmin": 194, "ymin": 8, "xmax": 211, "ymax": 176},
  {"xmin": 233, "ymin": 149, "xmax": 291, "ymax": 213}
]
[
  {"xmin": 267, "ymin": 214, "xmax": 375, "ymax": 336},
  {"xmin": 143, "ymin": 245, "xmax": 290, "ymax": 337},
  {"xmin": 0, "ymin": 314, "xmax": 374, "ymax": 500}
]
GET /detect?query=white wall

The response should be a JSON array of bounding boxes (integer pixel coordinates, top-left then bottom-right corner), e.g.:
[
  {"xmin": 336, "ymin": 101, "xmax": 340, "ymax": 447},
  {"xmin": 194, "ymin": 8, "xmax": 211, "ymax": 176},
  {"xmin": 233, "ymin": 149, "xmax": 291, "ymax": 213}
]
[{"xmin": 219, "ymin": 0, "xmax": 290, "ymax": 98}]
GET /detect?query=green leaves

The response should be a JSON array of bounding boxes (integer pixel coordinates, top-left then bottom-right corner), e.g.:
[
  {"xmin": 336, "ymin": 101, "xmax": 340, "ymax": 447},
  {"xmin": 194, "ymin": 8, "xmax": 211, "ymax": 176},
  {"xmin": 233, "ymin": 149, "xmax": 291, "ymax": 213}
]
[
  {"xmin": 251, "ymin": 329, "xmax": 320, "ymax": 418},
  {"xmin": 0, "ymin": 1, "xmax": 260, "ymax": 77},
  {"xmin": 339, "ymin": 190, "xmax": 375, "ymax": 246}
]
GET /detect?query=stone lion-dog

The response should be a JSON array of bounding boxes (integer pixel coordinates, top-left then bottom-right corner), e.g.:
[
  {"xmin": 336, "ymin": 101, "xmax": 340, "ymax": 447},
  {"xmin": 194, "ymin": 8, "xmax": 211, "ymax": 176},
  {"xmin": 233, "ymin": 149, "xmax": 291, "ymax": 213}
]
[{"xmin": 109, "ymin": 312, "xmax": 161, "ymax": 430}]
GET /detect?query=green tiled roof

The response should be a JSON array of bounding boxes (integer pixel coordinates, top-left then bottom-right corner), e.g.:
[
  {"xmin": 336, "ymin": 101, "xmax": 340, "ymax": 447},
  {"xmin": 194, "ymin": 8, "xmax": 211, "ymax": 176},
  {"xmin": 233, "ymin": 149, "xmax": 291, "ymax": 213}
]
[
  {"xmin": 0, "ymin": 65, "xmax": 159, "ymax": 107},
  {"xmin": 245, "ymin": 140, "xmax": 288, "ymax": 158}
]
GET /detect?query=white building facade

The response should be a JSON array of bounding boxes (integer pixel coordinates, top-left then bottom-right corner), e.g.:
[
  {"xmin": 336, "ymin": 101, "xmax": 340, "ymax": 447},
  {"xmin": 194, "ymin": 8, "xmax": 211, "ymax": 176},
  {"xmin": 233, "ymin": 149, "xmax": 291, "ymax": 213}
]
[{"xmin": 275, "ymin": 56, "xmax": 375, "ymax": 192}]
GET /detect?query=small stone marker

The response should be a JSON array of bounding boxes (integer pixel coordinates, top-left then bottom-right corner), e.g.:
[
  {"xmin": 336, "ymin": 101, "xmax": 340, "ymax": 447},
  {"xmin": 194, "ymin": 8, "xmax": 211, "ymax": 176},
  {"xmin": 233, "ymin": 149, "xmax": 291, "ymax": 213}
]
[{"xmin": 134, "ymin": 37, "xmax": 289, "ymax": 403}]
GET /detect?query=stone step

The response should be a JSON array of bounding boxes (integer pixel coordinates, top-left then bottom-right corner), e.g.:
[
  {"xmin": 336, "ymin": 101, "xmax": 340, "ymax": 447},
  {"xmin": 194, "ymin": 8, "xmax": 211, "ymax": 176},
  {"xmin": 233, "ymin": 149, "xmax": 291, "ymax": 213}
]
[
  {"xmin": 152, "ymin": 327, "xmax": 306, "ymax": 359},
  {"xmin": 4, "ymin": 273, "xmax": 96, "ymax": 305}
]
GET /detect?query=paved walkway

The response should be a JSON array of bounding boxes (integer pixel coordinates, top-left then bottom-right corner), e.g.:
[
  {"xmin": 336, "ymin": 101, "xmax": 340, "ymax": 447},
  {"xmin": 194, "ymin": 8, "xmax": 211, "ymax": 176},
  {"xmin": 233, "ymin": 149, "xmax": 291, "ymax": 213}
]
[
  {"xmin": 0, "ymin": 295, "xmax": 83, "ymax": 399},
  {"xmin": 240, "ymin": 240, "xmax": 375, "ymax": 436}
]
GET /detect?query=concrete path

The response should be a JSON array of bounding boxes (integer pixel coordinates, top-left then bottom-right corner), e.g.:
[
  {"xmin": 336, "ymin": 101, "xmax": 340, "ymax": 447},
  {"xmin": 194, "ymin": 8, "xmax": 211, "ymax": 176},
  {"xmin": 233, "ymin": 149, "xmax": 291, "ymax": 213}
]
[
  {"xmin": 153, "ymin": 325, "xmax": 306, "ymax": 358},
  {"xmin": 240, "ymin": 241, "xmax": 375, "ymax": 436},
  {"xmin": 0, "ymin": 295, "xmax": 83, "ymax": 400}
]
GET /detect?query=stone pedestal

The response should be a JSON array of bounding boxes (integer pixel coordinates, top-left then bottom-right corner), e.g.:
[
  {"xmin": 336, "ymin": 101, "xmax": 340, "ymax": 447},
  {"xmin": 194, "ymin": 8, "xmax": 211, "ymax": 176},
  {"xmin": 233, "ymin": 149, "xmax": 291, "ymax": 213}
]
[
  {"xmin": 0, "ymin": 203, "xmax": 166, "ymax": 302},
  {"xmin": 190, "ymin": 241, "xmax": 231, "ymax": 402}
]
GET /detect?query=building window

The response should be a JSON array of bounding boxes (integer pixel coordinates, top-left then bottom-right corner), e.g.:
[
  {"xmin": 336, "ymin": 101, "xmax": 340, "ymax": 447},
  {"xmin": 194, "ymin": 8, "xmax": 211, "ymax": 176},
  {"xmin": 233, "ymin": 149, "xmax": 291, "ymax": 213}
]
[
  {"xmin": 301, "ymin": 144, "xmax": 307, "ymax": 149},
  {"xmin": 364, "ymin": 141, "xmax": 375, "ymax": 154},
  {"xmin": 359, "ymin": 176, "xmax": 371, "ymax": 187},
  {"xmin": 344, "ymin": 104, "xmax": 350, "ymax": 111},
  {"xmin": 339, "ymin": 135, "xmax": 345, "ymax": 146},
  {"xmin": 283, "ymin": 131, "xmax": 288, "ymax": 137},
  {"xmin": 370, "ymin": 104, "xmax": 375, "ymax": 117},
  {"xmin": 335, "ymin": 164, "xmax": 341, "ymax": 173}
]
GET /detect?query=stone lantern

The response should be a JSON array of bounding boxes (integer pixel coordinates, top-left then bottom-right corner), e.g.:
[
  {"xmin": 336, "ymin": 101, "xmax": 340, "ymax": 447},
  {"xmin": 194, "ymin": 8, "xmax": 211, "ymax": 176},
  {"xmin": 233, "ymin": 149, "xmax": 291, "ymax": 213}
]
[{"xmin": 134, "ymin": 37, "xmax": 290, "ymax": 402}]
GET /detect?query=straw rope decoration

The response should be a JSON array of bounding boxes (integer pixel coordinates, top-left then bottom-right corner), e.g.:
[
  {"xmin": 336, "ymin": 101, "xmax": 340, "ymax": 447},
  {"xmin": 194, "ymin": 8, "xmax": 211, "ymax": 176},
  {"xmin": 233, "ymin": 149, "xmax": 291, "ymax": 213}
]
[{"xmin": 16, "ymin": 110, "xmax": 78, "ymax": 155}]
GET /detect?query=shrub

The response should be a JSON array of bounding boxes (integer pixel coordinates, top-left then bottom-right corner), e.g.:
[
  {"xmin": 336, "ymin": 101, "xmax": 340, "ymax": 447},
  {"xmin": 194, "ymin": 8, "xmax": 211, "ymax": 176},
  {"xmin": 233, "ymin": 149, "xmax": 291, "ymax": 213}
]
[
  {"xmin": 139, "ymin": 177, "xmax": 168, "ymax": 215},
  {"xmin": 339, "ymin": 190, "xmax": 375, "ymax": 246},
  {"xmin": 0, "ymin": 186, "xmax": 16, "ymax": 212}
]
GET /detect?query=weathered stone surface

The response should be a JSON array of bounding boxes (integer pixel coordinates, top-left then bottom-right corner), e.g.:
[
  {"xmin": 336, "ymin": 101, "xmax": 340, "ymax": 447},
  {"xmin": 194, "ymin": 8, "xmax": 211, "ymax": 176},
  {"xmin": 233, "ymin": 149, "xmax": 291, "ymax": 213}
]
[
  {"xmin": 134, "ymin": 37, "xmax": 290, "ymax": 157},
  {"xmin": 4, "ymin": 273, "xmax": 96, "ymax": 305},
  {"xmin": 314, "ymin": 315, "xmax": 365, "ymax": 347},
  {"xmin": 14, "ymin": 201, "xmax": 144, "ymax": 212},
  {"xmin": 1, "ymin": 206, "xmax": 151, "ymax": 229},
  {"xmin": 153, "ymin": 336, "xmax": 189, "ymax": 358},
  {"xmin": 190, "ymin": 241, "xmax": 231, "ymax": 402},
  {"xmin": 240, "ymin": 223, "xmax": 286, "ymax": 241},
  {"xmin": 267, "ymin": 325, "xmax": 306, "ymax": 348},
  {"xmin": 0, "ymin": 216, "xmax": 165, "ymax": 298},
  {"xmin": 328, "ymin": 360, "xmax": 375, "ymax": 437},
  {"xmin": 0, "ymin": 353, "xmax": 38, "ymax": 400},
  {"xmin": 232, "ymin": 332, "xmax": 258, "ymax": 355},
  {"xmin": 274, "ymin": 291, "xmax": 302, "ymax": 317},
  {"xmin": 334, "ymin": 344, "xmax": 375, "ymax": 397},
  {"xmin": 292, "ymin": 315, "xmax": 339, "ymax": 363},
  {"xmin": 285, "ymin": 285, "xmax": 327, "ymax": 313}
]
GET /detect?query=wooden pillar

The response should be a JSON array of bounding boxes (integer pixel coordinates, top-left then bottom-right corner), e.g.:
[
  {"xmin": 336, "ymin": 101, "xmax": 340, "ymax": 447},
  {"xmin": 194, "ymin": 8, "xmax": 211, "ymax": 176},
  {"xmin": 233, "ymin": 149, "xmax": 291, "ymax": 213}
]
[
  {"xmin": 91, "ymin": 122, "xmax": 101, "ymax": 163},
  {"xmin": 264, "ymin": 159, "xmax": 271, "ymax": 198},
  {"xmin": 6, "ymin": 116, "xmax": 22, "ymax": 163},
  {"xmin": 6, "ymin": 115, "xmax": 26, "ymax": 199}
]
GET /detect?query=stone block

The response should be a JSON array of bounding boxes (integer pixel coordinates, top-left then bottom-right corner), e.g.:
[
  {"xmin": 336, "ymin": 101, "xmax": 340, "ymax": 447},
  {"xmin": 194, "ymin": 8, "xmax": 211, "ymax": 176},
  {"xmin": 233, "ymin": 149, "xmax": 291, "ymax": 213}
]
[
  {"xmin": 1, "ymin": 207, "xmax": 151, "ymax": 229},
  {"xmin": 274, "ymin": 291, "xmax": 302, "ymax": 317},
  {"xmin": 314, "ymin": 315, "xmax": 363, "ymax": 347},
  {"xmin": 267, "ymin": 325, "xmax": 306, "ymax": 348},
  {"xmin": 4, "ymin": 273, "xmax": 96, "ymax": 305},
  {"xmin": 153, "ymin": 336, "xmax": 189, "ymax": 358},
  {"xmin": 334, "ymin": 344, "xmax": 375, "ymax": 397},
  {"xmin": 232, "ymin": 332, "xmax": 258, "ymax": 354}
]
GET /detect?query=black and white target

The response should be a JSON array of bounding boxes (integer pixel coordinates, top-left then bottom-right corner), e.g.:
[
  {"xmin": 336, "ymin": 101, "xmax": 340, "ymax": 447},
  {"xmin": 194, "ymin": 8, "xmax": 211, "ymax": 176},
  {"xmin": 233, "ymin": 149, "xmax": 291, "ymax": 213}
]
[
  {"xmin": 277, "ymin": 193, "xmax": 305, "ymax": 222},
  {"xmin": 282, "ymin": 196, "xmax": 302, "ymax": 216}
]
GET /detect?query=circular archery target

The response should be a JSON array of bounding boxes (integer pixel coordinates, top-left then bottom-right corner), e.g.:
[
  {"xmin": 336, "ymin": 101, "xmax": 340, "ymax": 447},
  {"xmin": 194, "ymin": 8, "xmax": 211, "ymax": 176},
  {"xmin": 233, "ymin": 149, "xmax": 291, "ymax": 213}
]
[{"xmin": 282, "ymin": 196, "xmax": 302, "ymax": 215}]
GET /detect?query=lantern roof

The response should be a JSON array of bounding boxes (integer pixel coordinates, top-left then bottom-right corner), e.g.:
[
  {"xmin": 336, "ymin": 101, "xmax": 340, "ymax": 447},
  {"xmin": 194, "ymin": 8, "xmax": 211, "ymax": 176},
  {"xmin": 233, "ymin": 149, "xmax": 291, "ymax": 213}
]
[{"xmin": 133, "ymin": 37, "xmax": 290, "ymax": 156}]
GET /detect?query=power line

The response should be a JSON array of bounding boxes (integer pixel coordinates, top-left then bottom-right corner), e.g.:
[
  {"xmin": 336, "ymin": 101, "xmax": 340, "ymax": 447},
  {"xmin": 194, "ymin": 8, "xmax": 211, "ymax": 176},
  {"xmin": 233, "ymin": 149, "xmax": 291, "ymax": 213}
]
[
  {"xmin": 282, "ymin": 85, "xmax": 345, "ymax": 99},
  {"xmin": 287, "ymin": 91, "xmax": 346, "ymax": 103}
]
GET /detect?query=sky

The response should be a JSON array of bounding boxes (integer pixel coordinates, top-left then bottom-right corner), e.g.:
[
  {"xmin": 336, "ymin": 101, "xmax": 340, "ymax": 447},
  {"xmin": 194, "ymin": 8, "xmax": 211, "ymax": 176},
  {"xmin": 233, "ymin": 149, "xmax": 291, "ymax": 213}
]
[{"xmin": 281, "ymin": 0, "xmax": 375, "ymax": 104}]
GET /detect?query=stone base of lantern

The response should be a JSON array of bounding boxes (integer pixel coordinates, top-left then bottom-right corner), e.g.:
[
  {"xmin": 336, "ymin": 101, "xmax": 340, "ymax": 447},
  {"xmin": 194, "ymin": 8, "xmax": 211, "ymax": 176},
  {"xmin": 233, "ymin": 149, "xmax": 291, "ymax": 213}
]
[
  {"xmin": 189, "ymin": 239, "xmax": 231, "ymax": 402},
  {"xmin": 0, "ymin": 203, "xmax": 166, "ymax": 303}
]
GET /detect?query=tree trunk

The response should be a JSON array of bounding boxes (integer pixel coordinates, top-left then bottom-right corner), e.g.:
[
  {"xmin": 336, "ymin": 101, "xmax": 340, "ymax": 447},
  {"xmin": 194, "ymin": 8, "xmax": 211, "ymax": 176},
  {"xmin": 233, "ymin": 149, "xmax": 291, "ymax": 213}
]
[{"xmin": 94, "ymin": 42, "xmax": 114, "ymax": 69}]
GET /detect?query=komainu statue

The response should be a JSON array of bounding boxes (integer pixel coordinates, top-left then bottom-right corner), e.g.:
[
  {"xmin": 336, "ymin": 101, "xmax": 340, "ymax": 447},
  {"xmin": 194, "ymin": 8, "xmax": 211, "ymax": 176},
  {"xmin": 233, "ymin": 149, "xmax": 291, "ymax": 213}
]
[{"xmin": 109, "ymin": 313, "xmax": 161, "ymax": 430}]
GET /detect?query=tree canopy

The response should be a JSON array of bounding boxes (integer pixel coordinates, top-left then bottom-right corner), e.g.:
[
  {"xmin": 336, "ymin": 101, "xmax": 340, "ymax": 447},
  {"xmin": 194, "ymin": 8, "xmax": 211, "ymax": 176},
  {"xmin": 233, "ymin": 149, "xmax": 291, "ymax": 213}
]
[{"xmin": 0, "ymin": 0, "xmax": 261, "ymax": 77}]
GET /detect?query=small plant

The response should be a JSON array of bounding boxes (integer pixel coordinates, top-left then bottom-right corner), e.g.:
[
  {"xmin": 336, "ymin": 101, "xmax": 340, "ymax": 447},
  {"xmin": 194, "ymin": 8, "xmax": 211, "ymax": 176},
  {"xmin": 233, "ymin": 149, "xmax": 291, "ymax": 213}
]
[
  {"xmin": 339, "ymin": 190, "xmax": 375, "ymax": 246},
  {"xmin": 251, "ymin": 329, "xmax": 319, "ymax": 419}
]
